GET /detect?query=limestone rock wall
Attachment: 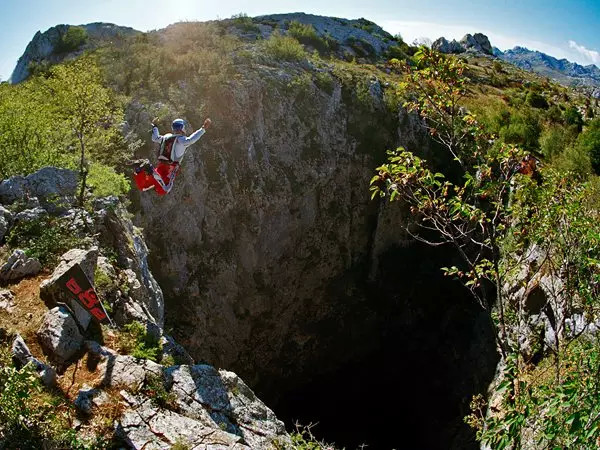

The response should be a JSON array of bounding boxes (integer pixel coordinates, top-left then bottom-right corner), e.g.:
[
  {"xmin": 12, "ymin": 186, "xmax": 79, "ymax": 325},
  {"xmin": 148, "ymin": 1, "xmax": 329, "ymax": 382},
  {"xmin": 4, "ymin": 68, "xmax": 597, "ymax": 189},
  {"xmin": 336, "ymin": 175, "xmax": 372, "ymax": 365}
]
[{"xmin": 131, "ymin": 62, "xmax": 432, "ymax": 390}]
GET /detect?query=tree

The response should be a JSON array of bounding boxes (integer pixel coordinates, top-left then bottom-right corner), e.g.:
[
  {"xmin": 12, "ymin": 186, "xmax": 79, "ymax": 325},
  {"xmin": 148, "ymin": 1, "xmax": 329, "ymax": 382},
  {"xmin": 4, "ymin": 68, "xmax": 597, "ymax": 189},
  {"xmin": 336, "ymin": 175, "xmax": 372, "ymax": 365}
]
[
  {"xmin": 44, "ymin": 56, "xmax": 125, "ymax": 204},
  {"xmin": 373, "ymin": 48, "xmax": 528, "ymax": 356},
  {"xmin": 575, "ymin": 118, "xmax": 600, "ymax": 175},
  {"xmin": 373, "ymin": 47, "xmax": 600, "ymax": 448},
  {"xmin": 55, "ymin": 26, "xmax": 88, "ymax": 54}
]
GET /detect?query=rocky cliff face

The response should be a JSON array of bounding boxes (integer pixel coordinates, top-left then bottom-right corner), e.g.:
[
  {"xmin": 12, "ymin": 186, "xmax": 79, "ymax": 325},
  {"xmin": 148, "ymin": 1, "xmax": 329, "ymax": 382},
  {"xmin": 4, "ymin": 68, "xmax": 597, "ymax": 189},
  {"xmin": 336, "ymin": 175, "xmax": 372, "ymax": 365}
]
[{"xmin": 130, "ymin": 65, "xmax": 421, "ymax": 389}]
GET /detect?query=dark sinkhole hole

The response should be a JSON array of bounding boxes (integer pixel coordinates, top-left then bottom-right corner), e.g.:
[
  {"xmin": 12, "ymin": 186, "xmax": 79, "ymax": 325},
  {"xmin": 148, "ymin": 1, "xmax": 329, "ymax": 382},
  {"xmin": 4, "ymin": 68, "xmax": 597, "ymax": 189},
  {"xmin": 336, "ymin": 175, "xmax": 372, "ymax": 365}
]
[{"xmin": 263, "ymin": 243, "xmax": 500, "ymax": 449}]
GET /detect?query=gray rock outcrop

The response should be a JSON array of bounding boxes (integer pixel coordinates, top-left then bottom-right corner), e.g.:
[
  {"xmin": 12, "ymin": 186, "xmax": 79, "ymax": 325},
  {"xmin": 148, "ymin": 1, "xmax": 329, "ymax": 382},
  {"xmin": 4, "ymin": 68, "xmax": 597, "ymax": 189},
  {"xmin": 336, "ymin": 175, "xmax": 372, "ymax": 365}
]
[
  {"xmin": 0, "ymin": 249, "xmax": 42, "ymax": 281},
  {"xmin": 0, "ymin": 167, "xmax": 78, "ymax": 205},
  {"xmin": 95, "ymin": 203, "xmax": 164, "ymax": 327},
  {"xmin": 11, "ymin": 333, "xmax": 57, "ymax": 386},
  {"xmin": 0, "ymin": 206, "xmax": 13, "ymax": 242},
  {"xmin": 116, "ymin": 392, "xmax": 249, "ymax": 449},
  {"xmin": 432, "ymin": 33, "xmax": 493, "ymax": 56},
  {"xmin": 461, "ymin": 33, "xmax": 493, "ymax": 55},
  {"xmin": 432, "ymin": 37, "xmax": 465, "ymax": 54},
  {"xmin": 74, "ymin": 385, "xmax": 109, "ymax": 415},
  {"xmin": 37, "ymin": 306, "xmax": 83, "ymax": 365},
  {"xmin": 0, "ymin": 289, "xmax": 16, "ymax": 312},
  {"xmin": 85, "ymin": 341, "xmax": 163, "ymax": 390},
  {"xmin": 40, "ymin": 247, "xmax": 98, "ymax": 330}
]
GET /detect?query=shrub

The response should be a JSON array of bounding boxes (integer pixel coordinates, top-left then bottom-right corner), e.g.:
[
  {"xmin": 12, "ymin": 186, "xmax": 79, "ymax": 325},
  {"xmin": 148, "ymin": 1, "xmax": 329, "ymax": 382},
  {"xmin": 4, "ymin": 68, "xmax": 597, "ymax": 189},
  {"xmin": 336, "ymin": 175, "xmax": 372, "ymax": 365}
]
[
  {"xmin": 314, "ymin": 71, "xmax": 335, "ymax": 94},
  {"xmin": 143, "ymin": 374, "xmax": 178, "ymax": 410},
  {"xmin": 526, "ymin": 90, "xmax": 549, "ymax": 109},
  {"xmin": 263, "ymin": 32, "xmax": 306, "ymax": 61},
  {"xmin": 6, "ymin": 217, "xmax": 84, "ymax": 267},
  {"xmin": 345, "ymin": 36, "xmax": 376, "ymax": 59},
  {"xmin": 564, "ymin": 106, "xmax": 584, "ymax": 131},
  {"xmin": 0, "ymin": 357, "xmax": 98, "ymax": 448},
  {"xmin": 87, "ymin": 163, "xmax": 130, "ymax": 198},
  {"xmin": 575, "ymin": 118, "xmax": 600, "ymax": 175},
  {"xmin": 118, "ymin": 321, "xmax": 162, "ymax": 362},
  {"xmin": 540, "ymin": 125, "xmax": 576, "ymax": 160},
  {"xmin": 230, "ymin": 13, "xmax": 260, "ymax": 33},
  {"xmin": 287, "ymin": 21, "xmax": 328, "ymax": 54},
  {"xmin": 55, "ymin": 26, "xmax": 88, "ymax": 54}
]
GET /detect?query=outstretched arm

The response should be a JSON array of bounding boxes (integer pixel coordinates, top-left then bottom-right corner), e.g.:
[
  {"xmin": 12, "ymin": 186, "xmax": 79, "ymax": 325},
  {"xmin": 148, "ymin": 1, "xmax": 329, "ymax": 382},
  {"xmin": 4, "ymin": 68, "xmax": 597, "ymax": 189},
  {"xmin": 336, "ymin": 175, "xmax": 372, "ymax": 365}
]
[
  {"xmin": 180, "ymin": 118, "xmax": 212, "ymax": 148},
  {"xmin": 151, "ymin": 117, "xmax": 162, "ymax": 143}
]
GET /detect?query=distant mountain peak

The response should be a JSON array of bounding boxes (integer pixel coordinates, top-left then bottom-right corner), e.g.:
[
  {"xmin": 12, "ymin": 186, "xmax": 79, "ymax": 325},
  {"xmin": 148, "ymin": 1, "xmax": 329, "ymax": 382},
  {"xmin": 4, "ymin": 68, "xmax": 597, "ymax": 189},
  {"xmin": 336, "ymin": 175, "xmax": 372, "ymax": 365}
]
[{"xmin": 497, "ymin": 45, "xmax": 600, "ymax": 88}]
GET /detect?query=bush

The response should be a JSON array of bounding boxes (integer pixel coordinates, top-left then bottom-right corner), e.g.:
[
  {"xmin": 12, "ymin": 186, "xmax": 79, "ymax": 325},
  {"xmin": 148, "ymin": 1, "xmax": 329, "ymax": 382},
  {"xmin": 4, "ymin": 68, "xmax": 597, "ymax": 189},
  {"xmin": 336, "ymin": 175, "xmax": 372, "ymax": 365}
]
[
  {"xmin": 263, "ymin": 32, "xmax": 306, "ymax": 61},
  {"xmin": 345, "ymin": 36, "xmax": 376, "ymax": 59},
  {"xmin": 118, "ymin": 321, "xmax": 162, "ymax": 362},
  {"xmin": 540, "ymin": 125, "xmax": 576, "ymax": 160},
  {"xmin": 287, "ymin": 21, "xmax": 328, "ymax": 54},
  {"xmin": 499, "ymin": 110, "xmax": 541, "ymax": 150},
  {"xmin": 87, "ymin": 163, "xmax": 130, "ymax": 198},
  {"xmin": 230, "ymin": 13, "xmax": 260, "ymax": 33},
  {"xmin": 526, "ymin": 90, "xmax": 549, "ymax": 109},
  {"xmin": 314, "ymin": 71, "xmax": 335, "ymax": 94},
  {"xmin": 143, "ymin": 375, "xmax": 178, "ymax": 410},
  {"xmin": 6, "ymin": 217, "xmax": 84, "ymax": 267},
  {"xmin": 575, "ymin": 118, "xmax": 600, "ymax": 175},
  {"xmin": 55, "ymin": 26, "xmax": 88, "ymax": 54},
  {"xmin": 0, "ymin": 357, "xmax": 99, "ymax": 448},
  {"xmin": 564, "ymin": 106, "xmax": 584, "ymax": 131}
]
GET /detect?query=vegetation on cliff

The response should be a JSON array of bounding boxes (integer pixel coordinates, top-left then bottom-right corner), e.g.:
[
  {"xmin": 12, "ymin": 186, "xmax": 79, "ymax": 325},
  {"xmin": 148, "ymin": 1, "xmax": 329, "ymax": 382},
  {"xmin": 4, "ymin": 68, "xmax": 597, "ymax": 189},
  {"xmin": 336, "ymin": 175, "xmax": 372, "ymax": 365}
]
[{"xmin": 373, "ymin": 47, "xmax": 600, "ymax": 448}]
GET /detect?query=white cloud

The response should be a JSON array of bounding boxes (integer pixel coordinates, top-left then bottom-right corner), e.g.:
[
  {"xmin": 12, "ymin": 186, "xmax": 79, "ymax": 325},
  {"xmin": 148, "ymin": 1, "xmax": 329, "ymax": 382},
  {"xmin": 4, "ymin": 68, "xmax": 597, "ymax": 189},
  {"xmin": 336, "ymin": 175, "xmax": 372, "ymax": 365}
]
[
  {"xmin": 568, "ymin": 40, "xmax": 600, "ymax": 66},
  {"xmin": 379, "ymin": 19, "xmax": 598, "ymax": 68}
]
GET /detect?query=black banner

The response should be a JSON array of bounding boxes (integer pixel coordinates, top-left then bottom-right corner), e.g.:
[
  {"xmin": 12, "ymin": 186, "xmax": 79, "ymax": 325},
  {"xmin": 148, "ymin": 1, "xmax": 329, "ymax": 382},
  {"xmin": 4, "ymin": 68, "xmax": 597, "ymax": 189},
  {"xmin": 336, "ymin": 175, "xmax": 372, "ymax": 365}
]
[{"xmin": 60, "ymin": 264, "xmax": 111, "ymax": 325}]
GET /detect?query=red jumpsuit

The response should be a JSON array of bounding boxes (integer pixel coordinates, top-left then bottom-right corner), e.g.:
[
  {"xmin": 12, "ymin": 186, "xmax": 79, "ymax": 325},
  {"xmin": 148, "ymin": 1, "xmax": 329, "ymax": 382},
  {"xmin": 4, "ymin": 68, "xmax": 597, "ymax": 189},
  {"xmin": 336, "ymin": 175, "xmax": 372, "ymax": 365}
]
[{"xmin": 134, "ymin": 161, "xmax": 179, "ymax": 196}]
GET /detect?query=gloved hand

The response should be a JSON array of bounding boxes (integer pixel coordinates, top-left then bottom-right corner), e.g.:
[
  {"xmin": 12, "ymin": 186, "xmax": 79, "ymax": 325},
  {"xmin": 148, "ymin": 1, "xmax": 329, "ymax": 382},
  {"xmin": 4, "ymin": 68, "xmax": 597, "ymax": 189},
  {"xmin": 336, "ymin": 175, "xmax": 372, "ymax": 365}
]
[
  {"xmin": 151, "ymin": 117, "xmax": 160, "ymax": 128},
  {"xmin": 203, "ymin": 118, "xmax": 212, "ymax": 129}
]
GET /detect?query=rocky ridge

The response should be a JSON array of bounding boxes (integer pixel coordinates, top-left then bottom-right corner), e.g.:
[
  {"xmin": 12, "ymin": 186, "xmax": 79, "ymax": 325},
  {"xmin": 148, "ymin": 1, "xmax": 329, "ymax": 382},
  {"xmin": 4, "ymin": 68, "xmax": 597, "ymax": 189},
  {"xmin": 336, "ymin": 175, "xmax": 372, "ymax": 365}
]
[
  {"xmin": 10, "ymin": 22, "xmax": 139, "ymax": 84},
  {"xmin": 432, "ymin": 33, "xmax": 493, "ymax": 56},
  {"xmin": 494, "ymin": 46, "xmax": 600, "ymax": 89},
  {"xmin": 0, "ymin": 167, "xmax": 288, "ymax": 448}
]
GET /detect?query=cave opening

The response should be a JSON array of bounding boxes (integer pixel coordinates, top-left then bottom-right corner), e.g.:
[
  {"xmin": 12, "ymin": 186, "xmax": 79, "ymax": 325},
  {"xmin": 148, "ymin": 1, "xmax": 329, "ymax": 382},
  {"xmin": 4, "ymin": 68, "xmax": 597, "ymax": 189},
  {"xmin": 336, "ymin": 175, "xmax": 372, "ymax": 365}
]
[{"xmin": 263, "ymin": 243, "xmax": 500, "ymax": 449}]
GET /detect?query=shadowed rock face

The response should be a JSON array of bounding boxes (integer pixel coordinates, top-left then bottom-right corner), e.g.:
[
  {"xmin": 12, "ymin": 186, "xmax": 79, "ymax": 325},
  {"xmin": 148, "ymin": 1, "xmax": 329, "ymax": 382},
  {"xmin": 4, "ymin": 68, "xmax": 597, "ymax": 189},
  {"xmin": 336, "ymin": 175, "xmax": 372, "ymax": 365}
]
[
  {"xmin": 132, "ymin": 65, "xmax": 424, "ymax": 389},
  {"xmin": 127, "ymin": 20, "xmax": 498, "ymax": 447}
]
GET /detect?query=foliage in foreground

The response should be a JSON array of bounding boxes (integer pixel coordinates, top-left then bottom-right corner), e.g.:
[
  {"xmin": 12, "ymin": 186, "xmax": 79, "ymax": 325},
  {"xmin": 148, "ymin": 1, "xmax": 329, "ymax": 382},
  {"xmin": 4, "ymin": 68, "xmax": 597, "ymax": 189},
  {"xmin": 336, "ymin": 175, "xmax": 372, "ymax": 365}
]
[{"xmin": 0, "ymin": 343, "xmax": 107, "ymax": 449}]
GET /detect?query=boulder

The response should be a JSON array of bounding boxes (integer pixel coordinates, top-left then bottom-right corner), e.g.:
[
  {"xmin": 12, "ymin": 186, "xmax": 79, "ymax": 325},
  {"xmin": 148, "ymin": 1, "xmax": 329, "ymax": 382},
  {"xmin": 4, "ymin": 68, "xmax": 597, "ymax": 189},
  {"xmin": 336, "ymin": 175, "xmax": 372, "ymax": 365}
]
[
  {"xmin": 0, "ymin": 289, "xmax": 16, "ymax": 312},
  {"xmin": 0, "ymin": 206, "xmax": 13, "ymax": 242},
  {"xmin": 116, "ymin": 393, "xmax": 247, "ymax": 449},
  {"xmin": 14, "ymin": 207, "xmax": 48, "ymax": 223},
  {"xmin": 11, "ymin": 333, "xmax": 57, "ymax": 386},
  {"xmin": 167, "ymin": 364, "xmax": 287, "ymax": 448},
  {"xmin": 460, "ymin": 33, "xmax": 493, "ymax": 55},
  {"xmin": 74, "ymin": 385, "xmax": 110, "ymax": 415},
  {"xmin": 37, "ymin": 306, "xmax": 83, "ymax": 365},
  {"xmin": 40, "ymin": 247, "xmax": 98, "ymax": 330},
  {"xmin": 0, "ymin": 167, "xmax": 78, "ymax": 205},
  {"xmin": 0, "ymin": 249, "xmax": 42, "ymax": 281},
  {"xmin": 85, "ymin": 341, "xmax": 162, "ymax": 390}
]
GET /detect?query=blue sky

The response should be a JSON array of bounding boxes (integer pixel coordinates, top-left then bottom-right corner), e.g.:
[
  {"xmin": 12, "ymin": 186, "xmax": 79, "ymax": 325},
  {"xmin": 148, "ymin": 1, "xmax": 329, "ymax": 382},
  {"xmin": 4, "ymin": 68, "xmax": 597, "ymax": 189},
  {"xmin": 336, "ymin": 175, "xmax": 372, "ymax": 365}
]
[{"xmin": 1, "ymin": 0, "xmax": 599, "ymax": 80}]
